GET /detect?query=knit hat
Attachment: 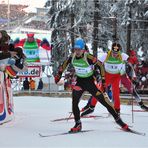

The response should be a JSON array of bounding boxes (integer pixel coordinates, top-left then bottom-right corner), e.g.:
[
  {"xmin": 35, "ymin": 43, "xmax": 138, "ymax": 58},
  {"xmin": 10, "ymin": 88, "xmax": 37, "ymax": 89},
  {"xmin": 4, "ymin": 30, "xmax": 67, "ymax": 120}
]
[
  {"xmin": 74, "ymin": 38, "xmax": 85, "ymax": 50},
  {"xmin": 27, "ymin": 33, "xmax": 34, "ymax": 38},
  {"xmin": 129, "ymin": 50, "xmax": 136, "ymax": 56}
]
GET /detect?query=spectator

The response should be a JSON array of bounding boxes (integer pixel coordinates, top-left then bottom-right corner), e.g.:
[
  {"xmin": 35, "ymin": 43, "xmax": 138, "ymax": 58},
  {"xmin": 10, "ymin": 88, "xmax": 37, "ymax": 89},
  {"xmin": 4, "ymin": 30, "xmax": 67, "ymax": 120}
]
[
  {"xmin": 29, "ymin": 77, "xmax": 35, "ymax": 90},
  {"xmin": 23, "ymin": 77, "xmax": 29, "ymax": 90},
  {"xmin": 37, "ymin": 78, "xmax": 43, "ymax": 90},
  {"xmin": 0, "ymin": 30, "xmax": 17, "ymax": 61}
]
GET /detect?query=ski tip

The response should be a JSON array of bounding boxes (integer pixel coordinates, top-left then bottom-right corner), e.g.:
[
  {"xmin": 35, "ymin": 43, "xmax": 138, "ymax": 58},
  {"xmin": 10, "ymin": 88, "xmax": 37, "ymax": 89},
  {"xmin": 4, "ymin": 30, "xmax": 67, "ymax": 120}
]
[
  {"xmin": 117, "ymin": 127, "xmax": 146, "ymax": 136},
  {"xmin": 39, "ymin": 133, "xmax": 48, "ymax": 137},
  {"xmin": 39, "ymin": 133, "xmax": 44, "ymax": 137}
]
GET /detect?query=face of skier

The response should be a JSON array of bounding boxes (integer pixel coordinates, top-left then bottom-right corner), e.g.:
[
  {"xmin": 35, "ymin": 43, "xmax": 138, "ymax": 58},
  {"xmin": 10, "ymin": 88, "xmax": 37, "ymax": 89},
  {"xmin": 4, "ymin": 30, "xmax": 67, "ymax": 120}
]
[
  {"xmin": 74, "ymin": 48, "xmax": 85, "ymax": 57},
  {"xmin": 27, "ymin": 34, "xmax": 35, "ymax": 42},
  {"xmin": 27, "ymin": 36, "xmax": 35, "ymax": 42},
  {"xmin": 112, "ymin": 45, "xmax": 120, "ymax": 57}
]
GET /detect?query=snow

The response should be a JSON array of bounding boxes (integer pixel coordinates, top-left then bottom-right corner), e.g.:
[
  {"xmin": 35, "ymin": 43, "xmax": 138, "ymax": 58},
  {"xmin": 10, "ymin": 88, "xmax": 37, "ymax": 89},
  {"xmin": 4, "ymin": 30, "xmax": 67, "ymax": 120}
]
[{"xmin": 0, "ymin": 96, "xmax": 148, "ymax": 148}]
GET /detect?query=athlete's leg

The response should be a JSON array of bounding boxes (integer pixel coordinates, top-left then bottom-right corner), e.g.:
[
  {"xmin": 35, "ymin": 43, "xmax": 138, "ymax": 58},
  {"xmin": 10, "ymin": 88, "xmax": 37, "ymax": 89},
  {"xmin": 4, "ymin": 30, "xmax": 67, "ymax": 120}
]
[
  {"xmin": 72, "ymin": 86, "xmax": 84, "ymax": 122},
  {"xmin": 111, "ymin": 74, "xmax": 121, "ymax": 112},
  {"xmin": 87, "ymin": 83, "xmax": 128, "ymax": 128}
]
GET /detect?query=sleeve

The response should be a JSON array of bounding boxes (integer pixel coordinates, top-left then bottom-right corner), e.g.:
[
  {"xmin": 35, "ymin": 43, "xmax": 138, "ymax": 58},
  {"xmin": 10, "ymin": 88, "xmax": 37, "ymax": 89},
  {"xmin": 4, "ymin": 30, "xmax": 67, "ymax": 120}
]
[
  {"xmin": 95, "ymin": 60, "xmax": 105, "ymax": 84},
  {"xmin": 98, "ymin": 53, "xmax": 107, "ymax": 63},
  {"xmin": 121, "ymin": 53, "xmax": 129, "ymax": 61},
  {"xmin": 127, "ymin": 63, "xmax": 137, "ymax": 78},
  {"xmin": 56, "ymin": 55, "xmax": 72, "ymax": 76},
  {"xmin": 0, "ymin": 52, "xmax": 11, "ymax": 60},
  {"xmin": 87, "ymin": 54, "xmax": 105, "ymax": 84},
  {"xmin": 12, "ymin": 58, "xmax": 28, "ymax": 72}
]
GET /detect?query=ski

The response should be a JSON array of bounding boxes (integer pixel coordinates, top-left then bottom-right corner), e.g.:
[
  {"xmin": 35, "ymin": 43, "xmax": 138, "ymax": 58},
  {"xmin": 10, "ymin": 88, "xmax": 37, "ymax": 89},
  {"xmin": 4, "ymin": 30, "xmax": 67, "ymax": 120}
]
[
  {"xmin": 103, "ymin": 112, "xmax": 130, "ymax": 116},
  {"xmin": 132, "ymin": 109, "xmax": 148, "ymax": 112},
  {"xmin": 51, "ymin": 115, "xmax": 105, "ymax": 122},
  {"xmin": 117, "ymin": 127, "xmax": 146, "ymax": 136},
  {"xmin": 39, "ymin": 130, "xmax": 93, "ymax": 138}
]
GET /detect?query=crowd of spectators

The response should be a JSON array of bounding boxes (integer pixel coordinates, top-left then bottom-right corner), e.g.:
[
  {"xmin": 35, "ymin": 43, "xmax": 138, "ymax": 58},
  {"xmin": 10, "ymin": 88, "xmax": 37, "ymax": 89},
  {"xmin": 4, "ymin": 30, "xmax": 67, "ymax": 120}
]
[
  {"xmin": 0, "ymin": 4, "xmax": 27, "ymax": 28},
  {"xmin": 0, "ymin": 4, "xmax": 27, "ymax": 20},
  {"xmin": 24, "ymin": 20, "xmax": 47, "ymax": 30},
  {"xmin": 135, "ymin": 61, "xmax": 148, "ymax": 93},
  {"xmin": 23, "ymin": 77, "xmax": 43, "ymax": 91},
  {"xmin": 0, "ymin": 4, "xmax": 48, "ymax": 30}
]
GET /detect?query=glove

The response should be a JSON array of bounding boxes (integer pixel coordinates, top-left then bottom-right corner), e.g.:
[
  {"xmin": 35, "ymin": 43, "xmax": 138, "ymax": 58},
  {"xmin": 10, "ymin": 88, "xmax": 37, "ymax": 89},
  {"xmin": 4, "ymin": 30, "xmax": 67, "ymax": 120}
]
[
  {"xmin": 101, "ymin": 79, "xmax": 106, "ymax": 93},
  {"xmin": 102, "ymin": 83, "xmax": 106, "ymax": 93},
  {"xmin": 54, "ymin": 74, "xmax": 61, "ymax": 84}
]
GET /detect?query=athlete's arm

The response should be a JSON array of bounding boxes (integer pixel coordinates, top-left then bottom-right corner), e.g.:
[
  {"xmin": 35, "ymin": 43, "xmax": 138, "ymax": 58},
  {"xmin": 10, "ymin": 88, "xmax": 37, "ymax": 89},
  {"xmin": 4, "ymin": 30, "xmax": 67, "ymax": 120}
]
[
  {"xmin": 87, "ymin": 54, "xmax": 105, "ymax": 87},
  {"xmin": 56, "ymin": 55, "xmax": 73, "ymax": 76}
]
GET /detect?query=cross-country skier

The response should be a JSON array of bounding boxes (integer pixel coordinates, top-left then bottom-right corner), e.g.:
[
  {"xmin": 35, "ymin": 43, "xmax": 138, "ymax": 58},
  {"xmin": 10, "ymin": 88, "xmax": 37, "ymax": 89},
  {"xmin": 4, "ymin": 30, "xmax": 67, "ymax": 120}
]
[
  {"xmin": 81, "ymin": 44, "xmax": 148, "ymax": 117},
  {"xmin": 54, "ymin": 38, "xmax": 129, "ymax": 133}
]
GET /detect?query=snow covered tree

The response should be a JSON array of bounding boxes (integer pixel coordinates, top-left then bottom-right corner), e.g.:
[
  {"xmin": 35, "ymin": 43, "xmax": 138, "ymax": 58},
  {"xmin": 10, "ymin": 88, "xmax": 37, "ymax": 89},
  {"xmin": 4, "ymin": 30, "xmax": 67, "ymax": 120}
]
[{"xmin": 45, "ymin": 0, "xmax": 148, "ymax": 74}]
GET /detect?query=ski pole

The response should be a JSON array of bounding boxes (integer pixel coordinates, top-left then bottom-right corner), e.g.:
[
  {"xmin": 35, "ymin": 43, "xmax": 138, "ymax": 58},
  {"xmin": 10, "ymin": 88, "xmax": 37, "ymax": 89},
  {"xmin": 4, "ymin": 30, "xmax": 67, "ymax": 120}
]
[{"xmin": 67, "ymin": 112, "xmax": 73, "ymax": 122}]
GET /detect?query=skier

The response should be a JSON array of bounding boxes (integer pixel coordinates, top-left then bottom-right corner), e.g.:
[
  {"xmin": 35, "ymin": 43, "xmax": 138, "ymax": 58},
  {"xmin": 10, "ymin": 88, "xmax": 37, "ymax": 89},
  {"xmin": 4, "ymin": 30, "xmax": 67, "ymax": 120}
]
[
  {"xmin": 54, "ymin": 38, "xmax": 129, "ymax": 133},
  {"xmin": 81, "ymin": 46, "xmax": 148, "ymax": 117},
  {"xmin": 80, "ymin": 43, "xmax": 127, "ymax": 116}
]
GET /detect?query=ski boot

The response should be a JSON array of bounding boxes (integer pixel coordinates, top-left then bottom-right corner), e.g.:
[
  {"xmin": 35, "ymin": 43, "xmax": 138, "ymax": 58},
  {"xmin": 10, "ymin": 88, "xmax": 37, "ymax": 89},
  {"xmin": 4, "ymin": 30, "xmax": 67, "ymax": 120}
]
[
  {"xmin": 81, "ymin": 104, "xmax": 90, "ymax": 112},
  {"xmin": 116, "ymin": 117, "xmax": 129, "ymax": 131},
  {"xmin": 81, "ymin": 105, "xmax": 95, "ymax": 117},
  {"xmin": 139, "ymin": 101, "xmax": 148, "ymax": 111},
  {"xmin": 69, "ymin": 121, "xmax": 82, "ymax": 133}
]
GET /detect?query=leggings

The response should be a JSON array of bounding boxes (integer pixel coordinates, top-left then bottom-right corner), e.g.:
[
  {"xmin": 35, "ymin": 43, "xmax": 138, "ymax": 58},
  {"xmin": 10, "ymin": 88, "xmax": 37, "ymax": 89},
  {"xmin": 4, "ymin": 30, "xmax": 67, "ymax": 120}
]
[{"xmin": 72, "ymin": 76, "xmax": 118, "ymax": 122}]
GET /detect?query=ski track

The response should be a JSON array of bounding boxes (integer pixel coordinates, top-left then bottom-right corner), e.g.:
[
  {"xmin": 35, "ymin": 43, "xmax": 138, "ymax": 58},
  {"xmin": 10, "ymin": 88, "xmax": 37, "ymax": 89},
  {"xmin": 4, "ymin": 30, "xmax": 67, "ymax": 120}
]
[{"xmin": 0, "ymin": 96, "xmax": 148, "ymax": 148}]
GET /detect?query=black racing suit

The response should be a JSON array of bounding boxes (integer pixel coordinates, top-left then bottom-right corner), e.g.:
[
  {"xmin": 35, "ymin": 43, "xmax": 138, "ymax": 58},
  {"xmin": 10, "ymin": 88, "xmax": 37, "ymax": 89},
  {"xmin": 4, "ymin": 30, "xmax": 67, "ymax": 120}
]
[{"xmin": 72, "ymin": 75, "xmax": 118, "ymax": 121}]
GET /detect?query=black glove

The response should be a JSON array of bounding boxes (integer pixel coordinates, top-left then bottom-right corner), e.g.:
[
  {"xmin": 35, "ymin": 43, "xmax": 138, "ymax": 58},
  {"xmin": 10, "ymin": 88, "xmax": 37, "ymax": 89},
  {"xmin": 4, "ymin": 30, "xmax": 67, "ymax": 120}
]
[
  {"xmin": 54, "ymin": 74, "xmax": 61, "ymax": 84},
  {"xmin": 102, "ymin": 78, "xmax": 106, "ymax": 93}
]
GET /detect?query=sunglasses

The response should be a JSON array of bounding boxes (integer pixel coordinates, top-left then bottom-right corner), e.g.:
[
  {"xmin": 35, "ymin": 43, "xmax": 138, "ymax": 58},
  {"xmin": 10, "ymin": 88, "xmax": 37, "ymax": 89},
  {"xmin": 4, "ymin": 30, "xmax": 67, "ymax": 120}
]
[{"xmin": 112, "ymin": 45, "xmax": 120, "ymax": 52}]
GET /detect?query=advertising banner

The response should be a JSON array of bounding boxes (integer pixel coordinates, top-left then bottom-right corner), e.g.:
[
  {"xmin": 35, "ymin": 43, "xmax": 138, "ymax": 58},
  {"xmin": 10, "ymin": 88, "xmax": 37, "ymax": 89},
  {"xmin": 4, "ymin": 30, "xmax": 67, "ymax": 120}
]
[
  {"xmin": 17, "ymin": 66, "xmax": 41, "ymax": 77},
  {"xmin": 10, "ymin": 33, "xmax": 51, "ymax": 64}
]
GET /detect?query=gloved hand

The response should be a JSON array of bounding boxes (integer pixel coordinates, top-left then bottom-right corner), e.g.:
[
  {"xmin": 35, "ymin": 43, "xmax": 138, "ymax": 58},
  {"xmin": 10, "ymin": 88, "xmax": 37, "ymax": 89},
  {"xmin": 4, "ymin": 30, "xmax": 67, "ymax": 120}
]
[
  {"xmin": 54, "ymin": 74, "xmax": 61, "ymax": 84},
  {"xmin": 101, "ymin": 79, "xmax": 106, "ymax": 93}
]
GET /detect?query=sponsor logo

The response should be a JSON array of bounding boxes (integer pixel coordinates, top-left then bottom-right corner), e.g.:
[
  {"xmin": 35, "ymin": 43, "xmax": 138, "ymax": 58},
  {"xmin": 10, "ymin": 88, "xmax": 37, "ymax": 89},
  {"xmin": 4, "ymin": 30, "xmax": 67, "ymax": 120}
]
[{"xmin": 17, "ymin": 66, "xmax": 41, "ymax": 77}]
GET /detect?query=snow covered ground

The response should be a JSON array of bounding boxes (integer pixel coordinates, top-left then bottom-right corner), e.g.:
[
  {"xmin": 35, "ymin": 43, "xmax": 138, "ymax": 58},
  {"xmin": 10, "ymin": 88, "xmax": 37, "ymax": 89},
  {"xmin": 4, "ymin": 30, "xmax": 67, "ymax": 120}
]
[{"xmin": 0, "ymin": 96, "xmax": 148, "ymax": 148}]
